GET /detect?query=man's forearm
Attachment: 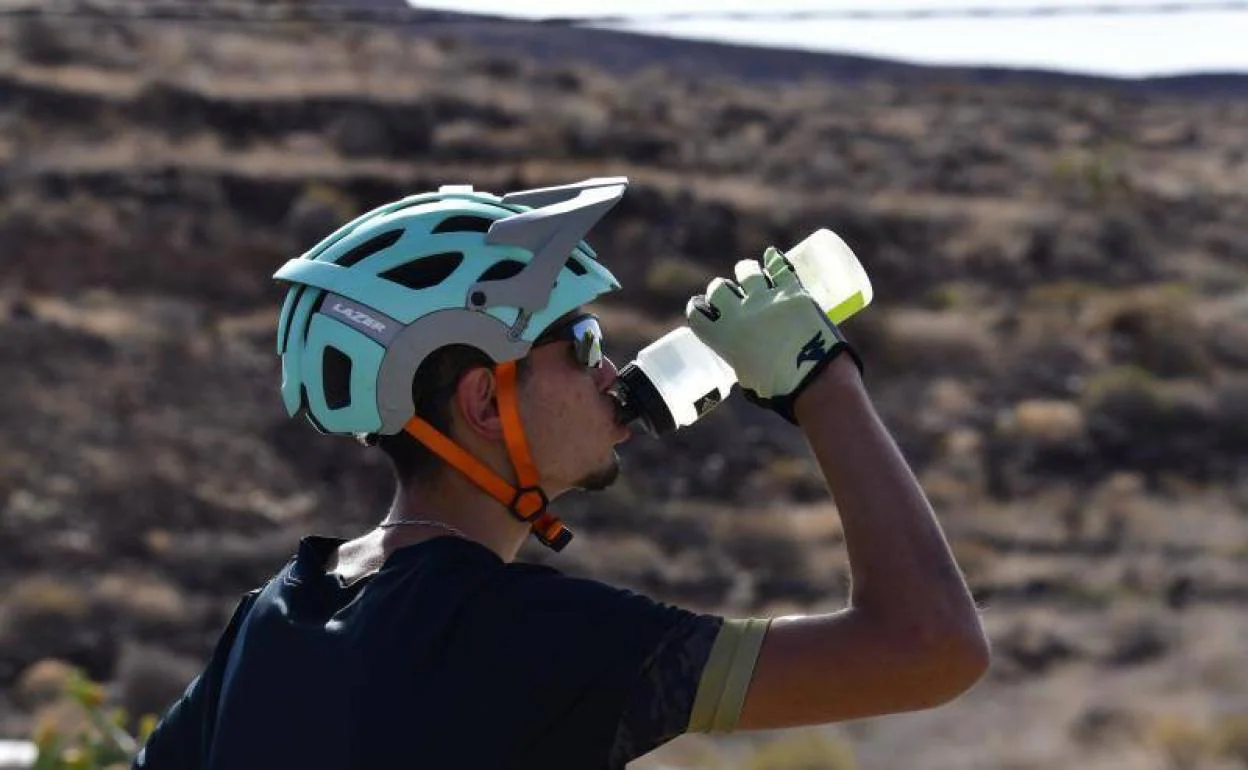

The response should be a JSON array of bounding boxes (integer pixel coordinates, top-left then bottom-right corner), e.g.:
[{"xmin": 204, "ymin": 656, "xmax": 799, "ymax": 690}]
[{"xmin": 794, "ymin": 357, "xmax": 984, "ymax": 647}]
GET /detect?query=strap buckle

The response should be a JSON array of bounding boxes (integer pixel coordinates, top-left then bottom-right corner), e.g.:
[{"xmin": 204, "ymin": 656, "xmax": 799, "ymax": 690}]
[{"xmin": 507, "ymin": 485, "xmax": 549, "ymax": 523}]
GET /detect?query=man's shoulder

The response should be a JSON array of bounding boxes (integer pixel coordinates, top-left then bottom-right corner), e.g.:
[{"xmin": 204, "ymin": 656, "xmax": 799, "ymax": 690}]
[
  {"xmin": 497, "ymin": 561, "xmax": 658, "ymax": 608},
  {"xmin": 479, "ymin": 562, "xmax": 698, "ymax": 648}
]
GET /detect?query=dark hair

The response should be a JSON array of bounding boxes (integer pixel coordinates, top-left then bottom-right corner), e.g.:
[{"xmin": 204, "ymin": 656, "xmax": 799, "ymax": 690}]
[{"xmin": 374, "ymin": 345, "xmax": 526, "ymax": 485}]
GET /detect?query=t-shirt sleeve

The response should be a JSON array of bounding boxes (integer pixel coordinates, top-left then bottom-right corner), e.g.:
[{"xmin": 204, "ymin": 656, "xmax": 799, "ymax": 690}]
[
  {"xmin": 608, "ymin": 615, "xmax": 772, "ymax": 766},
  {"xmin": 605, "ymin": 612, "xmax": 721, "ymax": 767},
  {"xmin": 478, "ymin": 565, "xmax": 769, "ymax": 769}
]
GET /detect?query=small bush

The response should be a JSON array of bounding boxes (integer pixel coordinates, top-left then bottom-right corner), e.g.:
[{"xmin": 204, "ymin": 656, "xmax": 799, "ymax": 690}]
[
  {"xmin": 1145, "ymin": 714, "xmax": 1217, "ymax": 770},
  {"xmin": 753, "ymin": 456, "xmax": 828, "ymax": 502},
  {"xmin": 1008, "ymin": 325, "xmax": 1095, "ymax": 400},
  {"xmin": 15, "ymin": 19, "xmax": 76, "ymax": 65},
  {"xmin": 1051, "ymin": 147, "xmax": 1135, "ymax": 204},
  {"xmin": 1081, "ymin": 366, "xmax": 1166, "ymax": 413},
  {"xmin": 1091, "ymin": 285, "xmax": 1210, "ymax": 378},
  {"xmin": 29, "ymin": 668, "xmax": 155, "ymax": 770},
  {"xmin": 17, "ymin": 660, "xmax": 79, "ymax": 710},
  {"xmin": 328, "ymin": 108, "xmax": 403, "ymax": 158},
  {"xmin": 739, "ymin": 731, "xmax": 857, "ymax": 770},
  {"xmin": 1101, "ymin": 616, "xmax": 1173, "ymax": 667},
  {"xmin": 1214, "ymin": 714, "xmax": 1248, "ymax": 766},
  {"xmin": 994, "ymin": 618, "xmax": 1082, "ymax": 679},
  {"xmin": 1079, "ymin": 366, "xmax": 1219, "ymax": 480},
  {"xmin": 89, "ymin": 574, "xmax": 189, "ymax": 634},
  {"xmin": 1024, "ymin": 280, "xmax": 1103, "ymax": 312},
  {"xmin": 1094, "ymin": 210, "xmax": 1158, "ymax": 283},
  {"xmin": 1069, "ymin": 704, "xmax": 1138, "ymax": 747},
  {"xmin": 983, "ymin": 399, "xmax": 1091, "ymax": 497},
  {"xmin": 1213, "ymin": 377, "xmax": 1248, "ymax": 456},
  {"xmin": 923, "ymin": 282, "xmax": 973, "ymax": 311},
  {"xmin": 1208, "ymin": 316, "xmax": 1248, "ymax": 369},
  {"xmin": 1136, "ymin": 713, "xmax": 1248, "ymax": 770},
  {"xmin": 0, "ymin": 576, "xmax": 91, "ymax": 663}
]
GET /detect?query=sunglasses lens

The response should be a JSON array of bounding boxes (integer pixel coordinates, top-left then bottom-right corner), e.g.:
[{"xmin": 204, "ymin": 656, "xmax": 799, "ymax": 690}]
[{"xmin": 570, "ymin": 317, "xmax": 603, "ymax": 368}]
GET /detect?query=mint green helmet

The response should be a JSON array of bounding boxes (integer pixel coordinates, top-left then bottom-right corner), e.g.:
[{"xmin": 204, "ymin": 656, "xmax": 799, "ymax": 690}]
[{"xmin": 272, "ymin": 178, "xmax": 626, "ymax": 436}]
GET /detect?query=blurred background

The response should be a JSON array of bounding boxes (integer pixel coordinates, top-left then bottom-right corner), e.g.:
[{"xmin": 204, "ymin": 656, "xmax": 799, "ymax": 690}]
[{"xmin": 1, "ymin": 1, "xmax": 1247, "ymax": 768}]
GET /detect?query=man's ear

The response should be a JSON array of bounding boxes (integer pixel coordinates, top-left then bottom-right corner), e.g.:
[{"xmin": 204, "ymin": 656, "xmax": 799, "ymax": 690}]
[{"xmin": 453, "ymin": 366, "xmax": 503, "ymax": 441}]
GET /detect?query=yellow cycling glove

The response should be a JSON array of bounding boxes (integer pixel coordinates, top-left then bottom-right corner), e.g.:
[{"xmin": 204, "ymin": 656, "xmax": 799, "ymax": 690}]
[{"xmin": 686, "ymin": 247, "xmax": 862, "ymax": 424}]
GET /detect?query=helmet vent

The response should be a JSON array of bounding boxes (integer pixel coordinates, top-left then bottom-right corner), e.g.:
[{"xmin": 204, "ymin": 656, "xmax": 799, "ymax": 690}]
[
  {"xmin": 433, "ymin": 215, "xmax": 493, "ymax": 234},
  {"xmin": 564, "ymin": 257, "xmax": 587, "ymax": 276},
  {"xmin": 300, "ymin": 385, "xmax": 329, "ymax": 434},
  {"xmin": 323, "ymin": 346, "xmax": 353, "ymax": 410},
  {"xmin": 335, "ymin": 229, "xmax": 404, "ymax": 268},
  {"xmin": 278, "ymin": 286, "xmax": 305, "ymax": 352},
  {"xmin": 477, "ymin": 259, "xmax": 525, "ymax": 282},
  {"xmin": 380, "ymin": 252, "xmax": 464, "ymax": 290}
]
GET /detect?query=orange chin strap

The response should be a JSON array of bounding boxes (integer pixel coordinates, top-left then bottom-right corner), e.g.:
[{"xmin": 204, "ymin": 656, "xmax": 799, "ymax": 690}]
[{"xmin": 401, "ymin": 360, "xmax": 572, "ymax": 552}]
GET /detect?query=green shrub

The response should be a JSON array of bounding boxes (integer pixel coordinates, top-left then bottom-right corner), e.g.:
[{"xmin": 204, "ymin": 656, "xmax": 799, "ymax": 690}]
[
  {"xmin": 30, "ymin": 669, "xmax": 155, "ymax": 770},
  {"xmin": 1052, "ymin": 146, "xmax": 1134, "ymax": 203},
  {"xmin": 739, "ymin": 731, "xmax": 857, "ymax": 770}
]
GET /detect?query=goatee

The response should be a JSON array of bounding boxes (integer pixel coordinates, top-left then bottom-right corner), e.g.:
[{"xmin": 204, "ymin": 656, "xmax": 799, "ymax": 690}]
[{"xmin": 575, "ymin": 451, "xmax": 621, "ymax": 492}]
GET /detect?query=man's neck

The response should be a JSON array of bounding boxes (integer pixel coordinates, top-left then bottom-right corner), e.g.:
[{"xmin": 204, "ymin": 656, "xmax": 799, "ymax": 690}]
[{"xmin": 387, "ymin": 474, "xmax": 533, "ymax": 563}]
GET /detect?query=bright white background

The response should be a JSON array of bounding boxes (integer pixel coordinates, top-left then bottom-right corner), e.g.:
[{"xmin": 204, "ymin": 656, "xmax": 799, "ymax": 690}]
[{"xmin": 405, "ymin": 0, "xmax": 1248, "ymax": 78}]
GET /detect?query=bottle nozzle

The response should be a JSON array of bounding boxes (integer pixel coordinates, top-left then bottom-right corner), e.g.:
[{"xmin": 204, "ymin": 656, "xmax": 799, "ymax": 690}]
[
  {"xmin": 610, "ymin": 363, "xmax": 676, "ymax": 437},
  {"xmin": 607, "ymin": 381, "xmax": 646, "ymax": 435}
]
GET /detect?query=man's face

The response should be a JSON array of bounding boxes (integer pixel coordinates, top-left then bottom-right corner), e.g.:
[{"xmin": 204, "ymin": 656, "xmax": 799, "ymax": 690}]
[{"xmin": 518, "ymin": 312, "xmax": 631, "ymax": 495}]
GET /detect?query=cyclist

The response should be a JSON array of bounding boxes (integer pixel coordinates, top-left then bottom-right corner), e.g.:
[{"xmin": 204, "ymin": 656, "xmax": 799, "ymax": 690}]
[{"xmin": 132, "ymin": 177, "xmax": 989, "ymax": 769}]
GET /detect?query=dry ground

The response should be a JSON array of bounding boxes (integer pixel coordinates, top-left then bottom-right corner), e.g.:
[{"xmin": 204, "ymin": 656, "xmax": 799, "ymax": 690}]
[{"xmin": 1, "ymin": 11, "xmax": 1246, "ymax": 769}]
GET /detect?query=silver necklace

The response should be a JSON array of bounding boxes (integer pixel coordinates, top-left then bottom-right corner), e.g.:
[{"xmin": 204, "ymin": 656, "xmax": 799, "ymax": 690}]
[{"xmin": 377, "ymin": 518, "xmax": 468, "ymax": 540}]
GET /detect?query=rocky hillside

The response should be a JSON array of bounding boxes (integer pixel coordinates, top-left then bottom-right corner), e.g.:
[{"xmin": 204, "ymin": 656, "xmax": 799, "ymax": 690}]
[{"xmin": 1, "ymin": 9, "xmax": 1247, "ymax": 769}]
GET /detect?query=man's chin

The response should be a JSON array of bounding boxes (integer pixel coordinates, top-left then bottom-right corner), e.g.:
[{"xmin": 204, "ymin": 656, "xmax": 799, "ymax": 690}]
[{"xmin": 574, "ymin": 452, "xmax": 621, "ymax": 492}]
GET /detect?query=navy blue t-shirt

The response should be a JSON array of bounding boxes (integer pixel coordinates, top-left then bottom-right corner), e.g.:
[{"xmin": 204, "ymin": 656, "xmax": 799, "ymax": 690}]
[{"xmin": 133, "ymin": 535, "xmax": 722, "ymax": 770}]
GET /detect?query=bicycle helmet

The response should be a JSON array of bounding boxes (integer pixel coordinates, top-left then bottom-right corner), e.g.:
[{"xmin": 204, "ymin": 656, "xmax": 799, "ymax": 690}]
[{"xmin": 272, "ymin": 177, "xmax": 629, "ymax": 550}]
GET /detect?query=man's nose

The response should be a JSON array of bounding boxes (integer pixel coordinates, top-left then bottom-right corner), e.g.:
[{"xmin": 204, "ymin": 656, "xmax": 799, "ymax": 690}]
[{"xmin": 594, "ymin": 355, "xmax": 620, "ymax": 390}]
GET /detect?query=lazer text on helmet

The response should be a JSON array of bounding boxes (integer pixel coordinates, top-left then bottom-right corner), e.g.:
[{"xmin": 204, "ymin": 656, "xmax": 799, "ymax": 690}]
[{"xmin": 331, "ymin": 302, "xmax": 388, "ymax": 334}]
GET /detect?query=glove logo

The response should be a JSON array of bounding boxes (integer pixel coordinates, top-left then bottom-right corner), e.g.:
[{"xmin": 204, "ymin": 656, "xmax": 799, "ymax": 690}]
[{"xmin": 796, "ymin": 332, "xmax": 826, "ymax": 368}]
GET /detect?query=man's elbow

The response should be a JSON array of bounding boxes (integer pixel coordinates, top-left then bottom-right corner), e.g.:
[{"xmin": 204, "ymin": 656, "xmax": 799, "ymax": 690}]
[
  {"xmin": 910, "ymin": 622, "xmax": 992, "ymax": 707},
  {"xmin": 946, "ymin": 624, "xmax": 992, "ymax": 690}
]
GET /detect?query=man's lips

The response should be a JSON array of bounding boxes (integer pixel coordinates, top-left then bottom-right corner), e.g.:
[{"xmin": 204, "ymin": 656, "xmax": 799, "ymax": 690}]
[
  {"xmin": 606, "ymin": 389, "xmax": 628, "ymax": 425},
  {"xmin": 607, "ymin": 394, "xmax": 633, "ymax": 440}
]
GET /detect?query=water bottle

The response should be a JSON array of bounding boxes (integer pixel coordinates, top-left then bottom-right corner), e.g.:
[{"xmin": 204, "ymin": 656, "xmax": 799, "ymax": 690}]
[{"xmin": 611, "ymin": 229, "xmax": 873, "ymax": 435}]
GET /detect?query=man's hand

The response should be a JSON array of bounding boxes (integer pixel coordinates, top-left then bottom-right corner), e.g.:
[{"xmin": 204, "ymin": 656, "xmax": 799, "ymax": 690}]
[{"xmin": 685, "ymin": 247, "xmax": 861, "ymax": 423}]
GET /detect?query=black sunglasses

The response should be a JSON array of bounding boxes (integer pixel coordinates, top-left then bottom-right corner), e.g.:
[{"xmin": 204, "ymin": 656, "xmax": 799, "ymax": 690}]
[{"xmin": 534, "ymin": 313, "xmax": 604, "ymax": 369}]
